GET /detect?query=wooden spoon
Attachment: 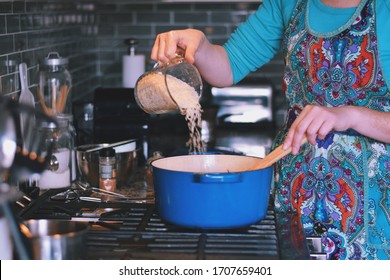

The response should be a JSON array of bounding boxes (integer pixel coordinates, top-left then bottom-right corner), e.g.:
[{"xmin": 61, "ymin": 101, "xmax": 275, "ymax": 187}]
[{"xmin": 250, "ymin": 136, "xmax": 308, "ymax": 170}]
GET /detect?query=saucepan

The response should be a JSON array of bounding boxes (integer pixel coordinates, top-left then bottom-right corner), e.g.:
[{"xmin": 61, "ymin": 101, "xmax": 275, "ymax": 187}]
[
  {"xmin": 151, "ymin": 154, "xmax": 273, "ymax": 229},
  {"xmin": 150, "ymin": 137, "xmax": 309, "ymax": 229},
  {"xmin": 20, "ymin": 219, "xmax": 89, "ymax": 260}
]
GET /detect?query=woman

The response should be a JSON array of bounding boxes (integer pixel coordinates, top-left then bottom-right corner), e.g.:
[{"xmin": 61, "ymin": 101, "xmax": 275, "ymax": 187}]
[{"xmin": 151, "ymin": 0, "xmax": 390, "ymax": 260}]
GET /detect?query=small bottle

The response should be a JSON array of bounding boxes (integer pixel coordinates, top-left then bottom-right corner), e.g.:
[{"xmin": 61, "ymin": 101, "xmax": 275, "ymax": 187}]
[{"xmin": 99, "ymin": 147, "xmax": 117, "ymax": 191}]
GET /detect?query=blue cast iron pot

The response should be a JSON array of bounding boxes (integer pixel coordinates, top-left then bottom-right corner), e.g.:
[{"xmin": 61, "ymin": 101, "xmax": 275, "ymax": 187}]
[{"xmin": 151, "ymin": 154, "xmax": 273, "ymax": 229}]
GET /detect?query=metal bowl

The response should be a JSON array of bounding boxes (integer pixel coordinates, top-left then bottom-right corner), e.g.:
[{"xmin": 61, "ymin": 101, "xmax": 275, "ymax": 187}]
[{"xmin": 76, "ymin": 141, "xmax": 137, "ymax": 188}]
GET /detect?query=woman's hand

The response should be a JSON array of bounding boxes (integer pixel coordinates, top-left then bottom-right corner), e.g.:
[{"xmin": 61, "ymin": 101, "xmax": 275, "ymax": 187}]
[
  {"xmin": 150, "ymin": 28, "xmax": 233, "ymax": 87},
  {"xmin": 283, "ymin": 105, "xmax": 353, "ymax": 154},
  {"xmin": 283, "ymin": 104, "xmax": 390, "ymax": 154},
  {"xmin": 151, "ymin": 29, "xmax": 206, "ymax": 65}
]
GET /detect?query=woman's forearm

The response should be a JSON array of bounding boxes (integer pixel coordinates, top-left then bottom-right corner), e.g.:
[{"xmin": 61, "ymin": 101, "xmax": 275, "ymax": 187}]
[
  {"xmin": 348, "ymin": 106, "xmax": 390, "ymax": 143},
  {"xmin": 194, "ymin": 44, "xmax": 233, "ymax": 87}
]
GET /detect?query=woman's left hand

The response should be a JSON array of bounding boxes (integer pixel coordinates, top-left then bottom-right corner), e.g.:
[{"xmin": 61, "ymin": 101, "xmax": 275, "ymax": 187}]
[{"xmin": 283, "ymin": 105, "xmax": 352, "ymax": 154}]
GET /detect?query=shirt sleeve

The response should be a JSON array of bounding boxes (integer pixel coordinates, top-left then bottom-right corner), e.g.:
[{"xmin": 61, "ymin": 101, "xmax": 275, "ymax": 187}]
[
  {"xmin": 223, "ymin": 0, "xmax": 295, "ymax": 84},
  {"xmin": 378, "ymin": 0, "xmax": 390, "ymax": 83}
]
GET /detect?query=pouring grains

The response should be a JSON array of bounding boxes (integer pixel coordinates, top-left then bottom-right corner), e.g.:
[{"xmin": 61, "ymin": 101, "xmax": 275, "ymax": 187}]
[{"xmin": 136, "ymin": 72, "xmax": 205, "ymax": 153}]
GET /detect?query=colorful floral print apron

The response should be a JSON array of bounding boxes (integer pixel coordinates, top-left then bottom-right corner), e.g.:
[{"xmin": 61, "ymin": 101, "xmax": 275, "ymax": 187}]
[{"xmin": 274, "ymin": 0, "xmax": 390, "ymax": 259}]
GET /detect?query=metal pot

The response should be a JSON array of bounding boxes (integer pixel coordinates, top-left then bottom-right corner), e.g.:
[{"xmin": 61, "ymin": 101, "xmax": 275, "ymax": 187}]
[
  {"xmin": 151, "ymin": 154, "xmax": 273, "ymax": 229},
  {"xmin": 20, "ymin": 219, "xmax": 89, "ymax": 260},
  {"xmin": 76, "ymin": 141, "xmax": 137, "ymax": 188}
]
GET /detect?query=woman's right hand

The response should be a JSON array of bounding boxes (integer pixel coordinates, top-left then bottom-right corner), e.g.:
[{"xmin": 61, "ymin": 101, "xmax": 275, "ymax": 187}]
[
  {"xmin": 151, "ymin": 29, "xmax": 206, "ymax": 65},
  {"xmin": 151, "ymin": 28, "xmax": 233, "ymax": 87}
]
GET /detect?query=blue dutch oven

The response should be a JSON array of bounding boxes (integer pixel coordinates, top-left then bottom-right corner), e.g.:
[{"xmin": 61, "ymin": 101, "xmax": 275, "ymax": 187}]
[{"xmin": 151, "ymin": 154, "xmax": 273, "ymax": 229}]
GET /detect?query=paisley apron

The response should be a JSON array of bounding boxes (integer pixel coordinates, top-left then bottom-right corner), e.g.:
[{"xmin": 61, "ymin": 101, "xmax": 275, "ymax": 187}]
[{"xmin": 274, "ymin": 0, "xmax": 390, "ymax": 259}]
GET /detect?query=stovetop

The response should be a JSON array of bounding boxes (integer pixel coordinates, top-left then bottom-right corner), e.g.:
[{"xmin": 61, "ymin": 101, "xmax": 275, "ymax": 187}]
[{"xmin": 15, "ymin": 188, "xmax": 311, "ymax": 260}]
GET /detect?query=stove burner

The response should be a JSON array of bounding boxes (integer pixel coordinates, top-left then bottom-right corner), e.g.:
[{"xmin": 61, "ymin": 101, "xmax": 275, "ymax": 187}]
[
  {"xmin": 17, "ymin": 189, "xmax": 310, "ymax": 260},
  {"xmin": 87, "ymin": 206, "xmax": 280, "ymax": 260}
]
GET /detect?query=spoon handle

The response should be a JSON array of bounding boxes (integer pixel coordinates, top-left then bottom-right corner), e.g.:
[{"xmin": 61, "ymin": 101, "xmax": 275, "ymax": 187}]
[
  {"xmin": 19, "ymin": 63, "xmax": 28, "ymax": 92},
  {"xmin": 253, "ymin": 136, "xmax": 308, "ymax": 170}
]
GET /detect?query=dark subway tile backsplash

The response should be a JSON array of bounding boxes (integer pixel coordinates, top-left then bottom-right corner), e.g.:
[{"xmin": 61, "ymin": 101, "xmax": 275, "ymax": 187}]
[
  {"xmin": 12, "ymin": 1, "xmax": 26, "ymax": 13},
  {"xmin": 0, "ymin": 2, "xmax": 12, "ymax": 14},
  {"xmin": 0, "ymin": 15, "xmax": 6, "ymax": 34},
  {"xmin": 174, "ymin": 12, "xmax": 209, "ymax": 24},
  {"xmin": 7, "ymin": 15, "xmax": 21, "ymax": 33},
  {"xmin": 0, "ymin": 0, "xmax": 283, "ymax": 102},
  {"xmin": 1, "ymin": 0, "xmax": 98, "ymax": 101},
  {"xmin": 0, "ymin": 35, "xmax": 14, "ymax": 55}
]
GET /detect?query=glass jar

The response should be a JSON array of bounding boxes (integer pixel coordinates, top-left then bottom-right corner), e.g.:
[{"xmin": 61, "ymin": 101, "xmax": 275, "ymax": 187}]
[
  {"xmin": 56, "ymin": 113, "xmax": 77, "ymax": 182},
  {"xmin": 134, "ymin": 54, "xmax": 203, "ymax": 114},
  {"xmin": 0, "ymin": 59, "xmax": 20, "ymax": 101},
  {"xmin": 38, "ymin": 117, "xmax": 72, "ymax": 189},
  {"xmin": 38, "ymin": 52, "xmax": 72, "ymax": 116}
]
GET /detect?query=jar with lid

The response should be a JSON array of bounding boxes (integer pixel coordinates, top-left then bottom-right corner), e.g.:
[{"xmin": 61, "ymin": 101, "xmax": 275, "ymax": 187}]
[
  {"xmin": 56, "ymin": 113, "xmax": 77, "ymax": 182},
  {"xmin": 99, "ymin": 147, "xmax": 117, "ymax": 192},
  {"xmin": 134, "ymin": 54, "xmax": 203, "ymax": 114},
  {"xmin": 0, "ymin": 59, "xmax": 20, "ymax": 101},
  {"xmin": 38, "ymin": 52, "xmax": 72, "ymax": 116},
  {"xmin": 38, "ymin": 117, "xmax": 73, "ymax": 190}
]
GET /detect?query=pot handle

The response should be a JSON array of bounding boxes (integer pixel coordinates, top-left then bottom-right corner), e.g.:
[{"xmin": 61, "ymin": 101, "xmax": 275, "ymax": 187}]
[{"xmin": 195, "ymin": 173, "xmax": 242, "ymax": 183}]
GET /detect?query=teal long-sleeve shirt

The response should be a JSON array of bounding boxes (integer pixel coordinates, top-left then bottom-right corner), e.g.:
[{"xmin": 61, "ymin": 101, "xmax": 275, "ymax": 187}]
[{"xmin": 224, "ymin": 0, "xmax": 390, "ymax": 85}]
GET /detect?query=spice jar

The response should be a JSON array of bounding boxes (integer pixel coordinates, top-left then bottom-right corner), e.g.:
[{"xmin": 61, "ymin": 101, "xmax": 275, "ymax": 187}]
[
  {"xmin": 99, "ymin": 147, "xmax": 117, "ymax": 192},
  {"xmin": 134, "ymin": 54, "xmax": 203, "ymax": 114},
  {"xmin": 38, "ymin": 52, "xmax": 72, "ymax": 116},
  {"xmin": 38, "ymin": 117, "xmax": 72, "ymax": 189}
]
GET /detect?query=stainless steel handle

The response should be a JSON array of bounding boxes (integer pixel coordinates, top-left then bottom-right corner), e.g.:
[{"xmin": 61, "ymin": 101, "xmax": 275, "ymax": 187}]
[
  {"xmin": 306, "ymin": 236, "xmax": 327, "ymax": 260},
  {"xmin": 306, "ymin": 236, "xmax": 323, "ymax": 253},
  {"xmin": 309, "ymin": 253, "xmax": 327, "ymax": 260}
]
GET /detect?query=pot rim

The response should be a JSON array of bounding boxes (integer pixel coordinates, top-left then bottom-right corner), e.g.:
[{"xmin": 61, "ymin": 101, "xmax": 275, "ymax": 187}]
[
  {"xmin": 21, "ymin": 219, "xmax": 90, "ymax": 239},
  {"xmin": 76, "ymin": 140, "xmax": 136, "ymax": 154},
  {"xmin": 151, "ymin": 154, "xmax": 268, "ymax": 174},
  {"xmin": 76, "ymin": 143, "xmax": 141, "ymax": 155}
]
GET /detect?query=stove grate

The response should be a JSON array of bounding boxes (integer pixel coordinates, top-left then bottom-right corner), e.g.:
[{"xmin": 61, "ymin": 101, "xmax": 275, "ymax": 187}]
[
  {"xmin": 18, "ymin": 190, "xmax": 311, "ymax": 260},
  {"xmin": 85, "ymin": 205, "xmax": 280, "ymax": 260}
]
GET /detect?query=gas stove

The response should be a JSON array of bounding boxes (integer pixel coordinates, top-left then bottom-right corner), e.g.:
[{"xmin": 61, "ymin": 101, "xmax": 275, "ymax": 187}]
[{"xmin": 14, "ymin": 187, "xmax": 317, "ymax": 260}]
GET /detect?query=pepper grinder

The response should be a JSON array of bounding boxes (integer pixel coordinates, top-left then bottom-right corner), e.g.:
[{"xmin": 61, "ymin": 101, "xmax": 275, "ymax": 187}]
[{"xmin": 122, "ymin": 38, "xmax": 145, "ymax": 88}]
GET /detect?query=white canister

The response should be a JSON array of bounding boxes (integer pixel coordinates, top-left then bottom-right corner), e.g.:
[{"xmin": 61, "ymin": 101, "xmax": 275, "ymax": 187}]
[
  {"xmin": 37, "ymin": 117, "xmax": 72, "ymax": 189},
  {"xmin": 122, "ymin": 39, "xmax": 145, "ymax": 88}
]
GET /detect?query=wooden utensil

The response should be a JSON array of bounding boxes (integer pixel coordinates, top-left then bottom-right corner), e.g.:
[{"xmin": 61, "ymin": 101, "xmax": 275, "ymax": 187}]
[
  {"xmin": 250, "ymin": 136, "xmax": 308, "ymax": 170},
  {"xmin": 36, "ymin": 84, "xmax": 69, "ymax": 116}
]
